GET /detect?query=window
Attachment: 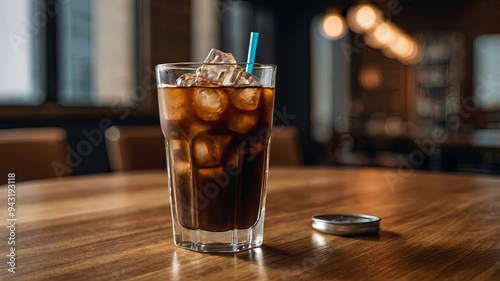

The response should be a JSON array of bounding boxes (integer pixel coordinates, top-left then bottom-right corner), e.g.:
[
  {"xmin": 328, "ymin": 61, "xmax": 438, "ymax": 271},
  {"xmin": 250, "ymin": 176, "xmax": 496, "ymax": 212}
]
[
  {"xmin": 0, "ymin": 0, "xmax": 139, "ymax": 108},
  {"xmin": 58, "ymin": 0, "xmax": 136, "ymax": 106},
  {"xmin": 473, "ymin": 34, "xmax": 500, "ymax": 111},
  {"xmin": 0, "ymin": 0, "xmax": 43, "ymax": 105}
]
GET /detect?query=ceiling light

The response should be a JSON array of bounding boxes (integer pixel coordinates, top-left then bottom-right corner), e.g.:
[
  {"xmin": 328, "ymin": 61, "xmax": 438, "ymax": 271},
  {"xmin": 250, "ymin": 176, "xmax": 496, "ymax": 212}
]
[
  {"xmin": 320, "ymin": 9, "xmax": 347, "ymax": 40},
  {"xmin": 346, "ymin": 4, "xmax": 382, "ymax": 34},
  {"xmin": 365, "ymin": 21, "xmax": 396, "ymax": 49}
]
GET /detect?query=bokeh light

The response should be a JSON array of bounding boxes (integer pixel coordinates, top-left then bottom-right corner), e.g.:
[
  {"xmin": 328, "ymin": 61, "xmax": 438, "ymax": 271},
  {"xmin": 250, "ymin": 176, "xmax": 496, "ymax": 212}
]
[
  {"xmin": 359, "ymin": 65, "xmax": 383, "ymax": 90},
  {"xmin": 320, "ymin": 11, "xmax": 347, "ymax": 40},
  {"xmin": 346, "ymin": 4, "xmax": 382, "ymax": 34}
]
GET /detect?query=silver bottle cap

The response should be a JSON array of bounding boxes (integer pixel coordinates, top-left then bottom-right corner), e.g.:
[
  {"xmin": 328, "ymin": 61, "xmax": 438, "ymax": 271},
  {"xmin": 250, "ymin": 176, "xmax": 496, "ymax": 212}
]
[{"xmin": 312, "ymin": 214, "xmax": 381, "ymax": 235}]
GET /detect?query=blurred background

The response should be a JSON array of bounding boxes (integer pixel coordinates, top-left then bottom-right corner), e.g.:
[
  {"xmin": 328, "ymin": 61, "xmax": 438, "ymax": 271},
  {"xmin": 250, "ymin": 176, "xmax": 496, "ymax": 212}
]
[{"xmin": 1, "ymin": 0, "xmax": 499, "ymax": 177}]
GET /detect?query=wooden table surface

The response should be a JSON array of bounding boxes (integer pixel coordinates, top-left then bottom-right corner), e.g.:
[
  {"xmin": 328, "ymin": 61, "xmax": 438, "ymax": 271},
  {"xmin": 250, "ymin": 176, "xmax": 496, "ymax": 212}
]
[{"xmin": 1, "ymin": 166, "xmax": 499, "ymax": 281}]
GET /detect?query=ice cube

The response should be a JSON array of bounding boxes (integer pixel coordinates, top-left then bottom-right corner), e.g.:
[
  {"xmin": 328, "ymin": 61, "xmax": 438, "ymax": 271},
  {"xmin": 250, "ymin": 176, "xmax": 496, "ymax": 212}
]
[
  {"xmin": 188, "ymin": 122, "xmax": 211, "ymax": 138},
  {"xmin": 168, "ymin": 137, "xmax": 191, "ymax": 175},
  {"xmin": 159, "ymin": 88, "xmax": 188, "ymax": 120},
  {"xmin": 176, "ymin": 73, "xmax": 197, "ymax": 87},
  {"xmin": 262, "ymin": 88, "xmax": 275, "ymax": 123},
  {"xmin": 197, "ymin": 167, "xmax": 225, "ymax": 183},
  {"xmin": 170, "ymin": 138, "xmax": 195, "ymax": 228},
  {"xmin": 233, "ymin": 70, "xmax": 260, "ymax": 86},
  {"xmin": 197, "ymin": 166, "xmax": 235, "ymax": 196},
  {"xmin": 204, "ymin": 48, "xmax": 237, "ymax": 64},
  {"xmin": 193, "ymin": 76, "xmax": 223, "ymax": 87},
  {"xmin": 193, "ymin": 88, "xmax": 229, "ymax": 121},
  {"xmin": 196, "ymin": 64, "xmax": 238, "ymax": 86},
  {"xmin": 230, "ymin": 87, "xmax": 261, "ymax": 110},
  {"xmin": 193, "ymin": 134, "xmax": 232, "ymax": 168},
  {"xmin": 226, "ymin": 147, "xmax": 243, "ymax": 174},
  {"xmin": 196, "ymin": 48, "xmax": 239, "ymax": 86},
  {"xmin": 195, "ymin": 48, "xmax": 263, "ymax": 87},
  {"xmin": 173, "ymin": 160, "xmax": 191, "ymax": 177},
  {"xmin": 169, "ymin": 137, "xmax": 190, "ymax": 162},
  {"xmin": 177, "ymin": 70, "xmax": 227, "ymax": 87},
  {"xmin": 177, "ymin": 73, "xmax": 223, "ymax": 87},
  {"xmin": 227, "ymin": 111, "xmax": 258, "ymax": 134}
]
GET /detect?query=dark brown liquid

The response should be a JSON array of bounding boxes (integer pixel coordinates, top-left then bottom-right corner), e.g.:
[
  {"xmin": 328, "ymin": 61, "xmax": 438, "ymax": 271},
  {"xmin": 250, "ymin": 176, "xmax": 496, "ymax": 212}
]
[{"xmin": 158, "ymin": 86, "xmax": 275, "ymax": 231}]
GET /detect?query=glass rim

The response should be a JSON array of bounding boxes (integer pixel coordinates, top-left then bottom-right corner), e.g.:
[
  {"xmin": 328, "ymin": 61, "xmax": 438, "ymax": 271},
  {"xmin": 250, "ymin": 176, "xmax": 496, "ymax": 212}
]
[{"xmin": 155, "ymin": 62, "xmax": 277, "ymax": 70}]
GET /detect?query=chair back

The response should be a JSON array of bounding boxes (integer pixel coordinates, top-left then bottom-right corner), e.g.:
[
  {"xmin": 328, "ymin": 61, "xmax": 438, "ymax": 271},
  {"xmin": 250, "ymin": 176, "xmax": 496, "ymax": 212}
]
[
  {"xmin": 105, "ymin": 125, "xmax": 166, "ymax": 172},
  {"xmin": 0, "ymin": 127, "xmax": 71, "ymax": 184},
  {"xmin": 270, "ymin": 126, "xmax": 303, "ymax": 165}
]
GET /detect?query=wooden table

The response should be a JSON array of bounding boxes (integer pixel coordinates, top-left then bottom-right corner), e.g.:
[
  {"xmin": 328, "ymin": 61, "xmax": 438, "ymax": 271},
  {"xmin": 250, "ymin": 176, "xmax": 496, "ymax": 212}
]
[{"xmin": 1, "ymin": 167, "xmax": 499, "ymax": 280}]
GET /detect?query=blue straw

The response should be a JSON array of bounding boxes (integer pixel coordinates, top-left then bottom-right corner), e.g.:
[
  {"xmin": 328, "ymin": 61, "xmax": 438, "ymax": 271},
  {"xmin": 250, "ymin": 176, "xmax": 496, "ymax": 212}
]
[{"xmin": 246, "ymin": 32, "xmax": 259, "ymax": 73}]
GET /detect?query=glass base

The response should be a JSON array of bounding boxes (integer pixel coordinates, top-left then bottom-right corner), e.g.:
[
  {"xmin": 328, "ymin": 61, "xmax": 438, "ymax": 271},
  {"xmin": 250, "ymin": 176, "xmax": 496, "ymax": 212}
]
[{"xmin": 172, "ymin": 210, "xmax": 265, "ymax": 253}]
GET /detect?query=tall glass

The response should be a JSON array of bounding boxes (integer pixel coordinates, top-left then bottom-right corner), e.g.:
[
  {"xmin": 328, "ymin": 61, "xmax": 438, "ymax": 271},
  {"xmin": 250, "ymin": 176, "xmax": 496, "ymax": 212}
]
[{"xmin": 155, "ymin": 62, "xmax": 276, "ymax": 253}]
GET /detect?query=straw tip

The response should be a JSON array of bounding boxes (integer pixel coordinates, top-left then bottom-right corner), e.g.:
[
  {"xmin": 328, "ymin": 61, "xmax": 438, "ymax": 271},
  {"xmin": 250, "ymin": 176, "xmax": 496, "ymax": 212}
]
[{"xmin": 246, "ymin": 32, "xmax": 260, "ymax": 73}]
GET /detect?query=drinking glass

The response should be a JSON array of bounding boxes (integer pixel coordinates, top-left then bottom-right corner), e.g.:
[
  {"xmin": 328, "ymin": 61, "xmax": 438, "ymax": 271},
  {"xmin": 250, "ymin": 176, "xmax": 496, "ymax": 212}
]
[{"xmin": 155, "ymin": 62, "xmax": 276, "ymax": 252}]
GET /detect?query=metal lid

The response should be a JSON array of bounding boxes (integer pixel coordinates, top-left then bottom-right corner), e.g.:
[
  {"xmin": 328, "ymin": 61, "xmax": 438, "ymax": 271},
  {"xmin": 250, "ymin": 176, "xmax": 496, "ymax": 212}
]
[{"xmin": 312, "ymin": 214, "xmax": 381, "ymax": 236}]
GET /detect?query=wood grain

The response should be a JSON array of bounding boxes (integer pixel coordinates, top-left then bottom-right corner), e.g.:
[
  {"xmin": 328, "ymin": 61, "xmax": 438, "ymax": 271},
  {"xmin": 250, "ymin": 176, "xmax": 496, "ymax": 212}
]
[{"xmin": 0, "ymin": 167, "xmax": 499, "ymax": 280}]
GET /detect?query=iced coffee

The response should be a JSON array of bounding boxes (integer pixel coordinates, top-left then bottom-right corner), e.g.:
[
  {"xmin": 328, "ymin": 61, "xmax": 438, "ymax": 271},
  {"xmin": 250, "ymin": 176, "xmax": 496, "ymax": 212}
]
[{"xmin": 155, "ymin": 49, "xmax": 276, "ymax": 252}]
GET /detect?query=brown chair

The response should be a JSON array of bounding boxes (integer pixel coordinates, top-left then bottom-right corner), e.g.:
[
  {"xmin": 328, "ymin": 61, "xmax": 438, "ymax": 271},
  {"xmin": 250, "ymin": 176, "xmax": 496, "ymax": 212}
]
[
  {"xmin": 105, "ymin": 125, "xmax": 166, "ymax": 172},
  {"xmin": 269, "ymin": 126, "xmax": 303, "ymax": 165},
  {"xmin": 0, "ymin": 127, "xmax": 71, "ymax": 184}
]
